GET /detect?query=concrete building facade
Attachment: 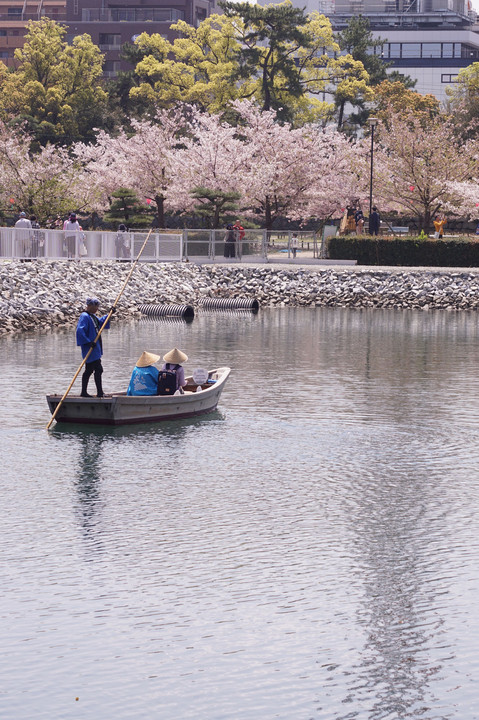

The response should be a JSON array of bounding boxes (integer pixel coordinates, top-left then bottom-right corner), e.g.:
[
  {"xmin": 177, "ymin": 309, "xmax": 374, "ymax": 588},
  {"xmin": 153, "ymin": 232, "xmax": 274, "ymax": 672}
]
[
  {"xmin": 0, "ymin": 0, "xmax": 216, "ymax": 74},
  {"xmin": 65, "ymin": 0, "xmax": 217, "ymax": 75},
  {"xmin": 0, "ymin": 0, "xmax": 66, "ymax": 65},
  {"xmin": 260, "ymin": 0, "xmax": 479, "ymax": 101}
]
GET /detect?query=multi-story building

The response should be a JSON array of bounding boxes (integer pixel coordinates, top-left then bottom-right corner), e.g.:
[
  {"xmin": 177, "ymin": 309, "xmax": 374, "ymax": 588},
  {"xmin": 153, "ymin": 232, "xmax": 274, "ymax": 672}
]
[
  {"xmin": 0, "ymin": 0, "xmax": 216, "ymax": 75},
  {"xmin": 259, "ymin": 0, "xmax": 479, "ymax": 101},
  {"xmin": 65, "ymin": 0, "xmax": 217, "ymax": 76},
  {"xmin": 0, "ymin": 0, "xmax": 66, "ymax": 66}
]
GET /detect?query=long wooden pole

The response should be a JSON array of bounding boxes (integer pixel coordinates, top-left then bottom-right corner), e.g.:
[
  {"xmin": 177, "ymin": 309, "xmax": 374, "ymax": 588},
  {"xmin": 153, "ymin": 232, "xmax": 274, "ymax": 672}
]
[{"xmin": 46, "ymin": 228, "xmax": 154, "ymax": 429}]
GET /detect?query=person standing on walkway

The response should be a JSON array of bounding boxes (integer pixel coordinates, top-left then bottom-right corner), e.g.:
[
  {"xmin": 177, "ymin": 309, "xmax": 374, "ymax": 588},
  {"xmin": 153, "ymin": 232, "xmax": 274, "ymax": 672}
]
[
  {"xmin": 355, "ymin": 207, "xmax": 364, "ymax": 234},
  {"xmin": 76, "ymin": 298, "xmax": 113, "ymax": 398},
  {"xmin": 30, "ymin": 215, "xmax": 41, "ymax": 258},
  {"xmin": 291, "ymin": 232, "xmax": 299, "ymax": 258},
  {"xmin": 433, "ymin": 214, "xmax": 447, "ymax": 239},
  {"xmin": 115, "ymin": 223, "xmax": 130, "ymax": 260},
  {"xmin": 224, "ymin": 223, "xmax": 236, "ymax": 258},
  {"xmin": 64, "ymin": 213, "xmax": 81, "ymax": 258},
  {"xmin": 233, "ymin": 220, "xmax": 245, "ymax": 254},
  {"xmin": 369, "ymin": 206, "xmax": 380, "ymax": 236},
  {"xmin": 14, "ymin": 211, "xmax": 33, "ymax": 259}
]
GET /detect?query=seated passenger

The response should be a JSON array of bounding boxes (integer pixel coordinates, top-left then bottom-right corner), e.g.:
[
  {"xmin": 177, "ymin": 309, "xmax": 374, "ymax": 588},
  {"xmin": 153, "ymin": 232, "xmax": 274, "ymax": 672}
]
[
  {"xmin": 127, "ymin": 351, "xmax": 161, "ymax": 396},
  {"xmin": 158, "ymin": 348, "xmax": 188, "ymax": 395}
]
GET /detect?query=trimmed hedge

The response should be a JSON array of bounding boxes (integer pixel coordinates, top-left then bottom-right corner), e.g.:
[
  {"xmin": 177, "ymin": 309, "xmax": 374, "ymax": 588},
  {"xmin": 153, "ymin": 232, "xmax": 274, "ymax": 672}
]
[{"xmin": 327, "ymin": 235, "xmax": 479, "ymax": 267}]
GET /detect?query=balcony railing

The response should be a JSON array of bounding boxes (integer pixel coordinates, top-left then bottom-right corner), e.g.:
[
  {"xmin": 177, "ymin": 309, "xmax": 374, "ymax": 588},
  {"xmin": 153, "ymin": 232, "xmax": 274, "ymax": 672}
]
[
  {"xmin": 0, "ymin": 11, "xmax": 66, "ymax": 21},
  {"xmin": 99, "ymin": 42, "xmax": 122, "ymax": 50},
  {"xmin": 81, "ymin": 7, "xmax": 184, "ymax": 22}
]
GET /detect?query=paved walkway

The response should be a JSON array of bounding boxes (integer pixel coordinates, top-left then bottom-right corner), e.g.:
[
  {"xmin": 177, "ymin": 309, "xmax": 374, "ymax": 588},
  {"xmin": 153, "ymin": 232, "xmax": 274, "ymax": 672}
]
[{"xmin": 210, "ymin": 254, "xmax": 479, "ymax": 274}]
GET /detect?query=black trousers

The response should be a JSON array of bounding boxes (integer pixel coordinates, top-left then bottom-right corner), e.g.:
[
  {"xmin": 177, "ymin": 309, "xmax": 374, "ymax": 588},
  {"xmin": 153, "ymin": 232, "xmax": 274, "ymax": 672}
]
[
  {"xmin": 81, "ymin": 358, "xmax": 104, "ymax": 396},
  {"xmin": 224, "ymin": 241, "xmax": 236, "ymax": 258}
]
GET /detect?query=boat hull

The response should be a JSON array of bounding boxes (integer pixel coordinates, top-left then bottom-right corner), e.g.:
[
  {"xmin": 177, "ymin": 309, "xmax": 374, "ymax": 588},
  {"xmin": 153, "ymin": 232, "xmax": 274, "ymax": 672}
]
[{"xmin": 47, "ymin": 367, "xmax": 230, "ymax": 426}]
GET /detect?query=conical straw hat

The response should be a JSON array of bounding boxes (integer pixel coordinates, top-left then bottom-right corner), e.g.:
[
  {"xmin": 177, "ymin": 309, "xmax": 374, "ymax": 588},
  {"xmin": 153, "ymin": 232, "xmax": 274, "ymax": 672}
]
[
  {"xmin": 136, "ymin": 351, "xmax": 161, "ymax": 367},
  {"xmin": 163, "ymin": 348, "xmax": 188, "ymax": 364}
]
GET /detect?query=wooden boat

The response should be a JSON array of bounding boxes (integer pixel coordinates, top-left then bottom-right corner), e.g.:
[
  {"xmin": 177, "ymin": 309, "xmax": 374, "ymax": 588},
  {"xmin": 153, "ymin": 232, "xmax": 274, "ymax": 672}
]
[{"xmin": 46, "ymin": 367, "xmax": 231, "ymax": 426}]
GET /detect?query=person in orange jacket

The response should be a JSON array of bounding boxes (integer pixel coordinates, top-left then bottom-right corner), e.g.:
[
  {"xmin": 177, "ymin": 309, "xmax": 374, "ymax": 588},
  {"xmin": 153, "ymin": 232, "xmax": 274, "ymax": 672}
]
[{"xmin": 433, "ymin": 214, "xmax": 447, "ymax": 239}]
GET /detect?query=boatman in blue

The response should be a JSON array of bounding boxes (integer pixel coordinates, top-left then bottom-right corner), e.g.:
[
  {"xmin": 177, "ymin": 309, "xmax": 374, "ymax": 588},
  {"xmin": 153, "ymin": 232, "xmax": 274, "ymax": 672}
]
[
  {"xmin": 127, "ymin": 351, "xmax": 161, "ymax": 395},
  {"xmin": 76, "ymin": 297, "xmax": 113, "ymax": 398}
]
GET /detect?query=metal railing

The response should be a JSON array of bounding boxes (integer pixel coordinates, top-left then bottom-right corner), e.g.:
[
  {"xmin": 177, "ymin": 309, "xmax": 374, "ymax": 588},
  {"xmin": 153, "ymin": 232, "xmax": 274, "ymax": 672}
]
[
  {"xmin": 0, "ymin": 227, "xmax": 328, "ymax": 262},
  {"xmin": 0, "ymin": 228, "xmax": 183, "ymax": 262},
  {"xmin": 81, "ymin": 7, "xmax": 184, "ymax": 22}
]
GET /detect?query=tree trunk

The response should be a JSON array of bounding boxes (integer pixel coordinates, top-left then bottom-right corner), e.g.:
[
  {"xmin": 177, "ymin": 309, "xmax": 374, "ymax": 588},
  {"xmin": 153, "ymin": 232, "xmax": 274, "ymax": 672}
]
[
  {"xmin": 262, "ymin": 51, "xmax": 272, "ymax": 112},
  {"xmin": 155, "ymin": 194, "xmax": 165, "ymax": 229},
  {"xmin": 337, "ymin": 100, "xmax": 345, "ymax": 130},
  {"xmin": 265, "ymin": 197, "xmax": 272, "ymax": 231},
  {"xmin": 423, "ymin": 209, "xmax": 432, "ymax": 234}
]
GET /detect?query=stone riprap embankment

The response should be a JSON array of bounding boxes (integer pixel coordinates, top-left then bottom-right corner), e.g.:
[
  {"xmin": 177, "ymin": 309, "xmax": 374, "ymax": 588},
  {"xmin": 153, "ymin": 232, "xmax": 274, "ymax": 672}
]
[{"xmin": 2, "ymin": 260, "xmax": 479, "ymax": 335}]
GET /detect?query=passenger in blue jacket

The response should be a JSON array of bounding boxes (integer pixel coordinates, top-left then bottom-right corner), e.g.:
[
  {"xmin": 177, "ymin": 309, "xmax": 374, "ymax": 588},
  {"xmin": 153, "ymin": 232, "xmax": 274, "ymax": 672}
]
[
  {"xmin": 127, "ymin": 351, "xmax": 161, "ymax": 396},
  {"xmin": 76, "ymin": 297, "xmax": 113, "ymax": 398}
]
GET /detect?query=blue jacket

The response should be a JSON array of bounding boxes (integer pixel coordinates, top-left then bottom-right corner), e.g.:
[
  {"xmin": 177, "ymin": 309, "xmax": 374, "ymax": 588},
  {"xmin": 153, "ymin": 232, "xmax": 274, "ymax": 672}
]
[
  {"xmin": 127, "ymin": 366, "xmax": 160, "ymax": 395},
  {"xmin": 76, "ymin": 311, "xmax": 110, "ymax": 361}
]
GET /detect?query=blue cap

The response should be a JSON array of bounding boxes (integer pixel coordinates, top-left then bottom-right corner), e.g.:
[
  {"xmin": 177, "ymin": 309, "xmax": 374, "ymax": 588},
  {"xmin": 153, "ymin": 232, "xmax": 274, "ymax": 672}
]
[{"xmin": 86, "ymin": 297, "xmax": 99, "ymax": 306}]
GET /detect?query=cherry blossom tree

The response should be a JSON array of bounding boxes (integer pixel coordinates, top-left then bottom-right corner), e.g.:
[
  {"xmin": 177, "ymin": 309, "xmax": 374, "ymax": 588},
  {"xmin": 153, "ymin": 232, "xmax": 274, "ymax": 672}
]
[
  {"xmin": 72, "ymin": 129, "xmax": 131, "ymax": 217},
  {"xmin": 288, "ymin": 127, "xmax": 366, "ymax": 226},
  {"xmin": 0, "ymin": 121, "xmax": 97, "ymax": 222},
  {"xmin": 369, "ymin": 112, "xmax": 479, "ymax": 231},
  {"xmin": 231, "ymin": 101, "xmax": 364, "ymax": 230},
  {"xmin": 121, "ymin": 109, "xmax": 192, "ymax": 227},
  {"xmin": 167, "ymin": 107, "xmax": 252, "ymax": 226},
  {"xmin": 74, "ymin": 109, "xmax": 192, "ymax": 227},
  {"xmin": 443, "ymin": 180, "xmax": 479, "ymax": 221}
]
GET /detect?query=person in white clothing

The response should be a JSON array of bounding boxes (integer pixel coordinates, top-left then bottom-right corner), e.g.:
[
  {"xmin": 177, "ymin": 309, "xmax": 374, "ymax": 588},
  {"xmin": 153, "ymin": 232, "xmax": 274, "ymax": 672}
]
[
  {"xmin": 64, "ymin": 213, "xmax": 81, "ymax": 258},
  {"xmin": 291, "ymin": 232, "xmax": 299, "ymax": 259},
  {"xmin": 14, "ymin": 212, "xmax": 33, "ymax": 260}
]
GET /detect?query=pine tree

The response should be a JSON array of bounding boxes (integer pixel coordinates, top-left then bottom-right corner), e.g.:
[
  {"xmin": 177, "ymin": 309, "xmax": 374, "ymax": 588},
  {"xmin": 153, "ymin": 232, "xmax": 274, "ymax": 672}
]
[
  {"xmin": 190, "ymin": 187, "xmax": 241, "ymax": 228},
  {"xmin": 104, "ymin": 188, "xmax": 153, "ymax": 228}
]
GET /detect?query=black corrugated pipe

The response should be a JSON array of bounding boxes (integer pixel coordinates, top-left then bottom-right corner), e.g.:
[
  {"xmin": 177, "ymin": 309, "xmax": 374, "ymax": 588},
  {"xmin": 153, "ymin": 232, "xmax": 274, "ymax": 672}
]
[
  {"xmin": 200, "ymin": 298, "xmax": 260, "ymax": 313},
  {"xmin": 138, "ymin": 303, "xmax": 195, "ymax": 319}
]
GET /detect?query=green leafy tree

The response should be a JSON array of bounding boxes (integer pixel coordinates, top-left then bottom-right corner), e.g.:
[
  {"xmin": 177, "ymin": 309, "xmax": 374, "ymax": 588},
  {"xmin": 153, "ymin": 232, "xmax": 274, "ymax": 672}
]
[
  {"xmin": 220, "ymin": 0, "xmax": 311, "ymax": 122},
  {"xmin": 373, "ymin": 80, "xmax": 439, "ymax": 127},
  {"xmin": 126, "ymin": 2, "xmax": 371, "ymax": 127},
  {"xmin": 130, "ymin": 16, "xmax": 245, "ymax": 115},
  {"xmin": 104, "ymin": 42, "xmax": 156, "ymax": 124},
  {"xmin": 446, "ymin": 62, "xmax": 479, "ymax": 140},
  {"xmin": 190, "ymin": 187, "xmax": 241, "ymax": 228},
  {"xmin": 220, "ymin": 2, "xmax": 370, "ymax": 126},
  {"xmin": 335, "ymin": 15, "xmax": 388, "ymax": 128},
  {"xmin": 0, "ymin": 18, "xmax": 107, "ymax": 146},
  {"xmin": 104, "ymin": 188, "xmax": 153, "ymax": 228},
  {"xmin": 335, "ymin": 15, "xmax": 413, "ymax": 129}
]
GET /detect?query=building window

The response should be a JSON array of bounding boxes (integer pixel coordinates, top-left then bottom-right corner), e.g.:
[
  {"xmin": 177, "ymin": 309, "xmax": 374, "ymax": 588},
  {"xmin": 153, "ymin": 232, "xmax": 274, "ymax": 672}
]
[
  {"xmin": 389, "ymin": 43, "xmax": 401, "ymax": 58},
  {"xmin": 441, "ymin": 74, "xmax": 458, "ymax": 83},
  {"xmin": 0, "ymin": 30, "xmax": 6, "ymax": 36},
  {"xmin": 461, "ymin": 44, "xmax": 479, "ymax": 59},
  {"xmin": 443, "ymin": 43, "xmax": 454, "ymax": 58},
  {"xmin": 423, "ymin": 43, "xmax": 441, "ymax": 58},
  {"xmin": 0, "ymin": 51, "xmax": 10, "ymax": 58},
  {"xmin": 99, "ymin": 33, "xmax": 121, "ymax": 47},
  {"xmin": 104, "ymin": 60, "xmax": 120, "ymax": 72},
  {"xmin": 7, "ymin": 7, "xmax": 22, "ymax": 15},
  {"xmin": 402, "ymin": 43, "xmax": 421, "ymax": 59}
]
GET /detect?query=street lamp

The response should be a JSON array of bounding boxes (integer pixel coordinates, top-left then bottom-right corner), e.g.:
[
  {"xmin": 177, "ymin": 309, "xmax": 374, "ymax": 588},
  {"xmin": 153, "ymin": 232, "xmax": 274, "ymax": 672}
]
[{"xmin": 368, "ymin": 117, "xmax": 378, "ymax": 217}]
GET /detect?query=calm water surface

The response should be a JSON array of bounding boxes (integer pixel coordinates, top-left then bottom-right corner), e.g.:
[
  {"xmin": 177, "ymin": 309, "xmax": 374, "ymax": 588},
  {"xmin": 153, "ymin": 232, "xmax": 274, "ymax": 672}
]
[{"xmin": 1, "ymin": 307, "xmax": 479, "ymax": 720}]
